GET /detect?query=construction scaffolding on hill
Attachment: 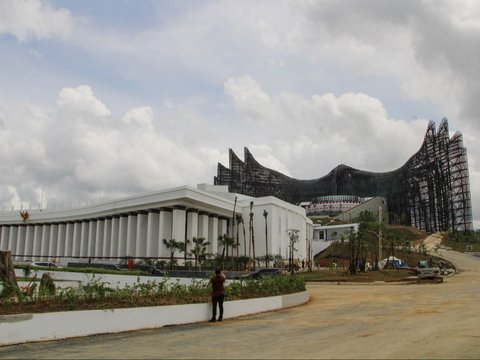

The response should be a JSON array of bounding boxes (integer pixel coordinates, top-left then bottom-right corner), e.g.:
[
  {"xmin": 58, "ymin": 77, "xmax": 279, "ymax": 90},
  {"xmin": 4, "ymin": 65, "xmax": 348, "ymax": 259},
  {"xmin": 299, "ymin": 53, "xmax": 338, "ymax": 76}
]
[{"xmin": 214, "ymin": 118, "xmax": 473, "ymax": 233}]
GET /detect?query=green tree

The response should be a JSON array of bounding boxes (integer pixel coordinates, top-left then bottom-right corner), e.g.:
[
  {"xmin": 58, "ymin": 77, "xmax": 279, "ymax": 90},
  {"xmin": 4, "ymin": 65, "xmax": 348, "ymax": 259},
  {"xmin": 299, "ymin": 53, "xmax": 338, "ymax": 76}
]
[
  {"xmin": 331, "ymin": 231, "xmax": 338, "ymax": 243},
  {"xmin": 177, "ymin": 238, "xmax": 191, "ymax": 262},
  {"xmin": 287, "ymin": 229, "xmax": 299, "ymax": 274},
  {"xmin": 218, "ymin": 234, "xmax": 235, "ymax": 269},
  {"xmin": 353, "ymin": 211, "xmax": 392, "ymax": 272},
  {"xmin": 162, "ymin": 238, "xmax": 182, "ymax": 271},
  {"xmin": 189, "ymin": 237, "xmax": 210, "ymax": 270}
]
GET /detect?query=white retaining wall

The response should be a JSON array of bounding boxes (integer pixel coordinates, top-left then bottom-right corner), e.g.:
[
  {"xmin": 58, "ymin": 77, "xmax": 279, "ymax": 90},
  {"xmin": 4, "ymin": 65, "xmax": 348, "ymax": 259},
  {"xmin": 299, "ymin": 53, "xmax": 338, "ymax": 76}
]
[
  {"xmin": 14, "ymin": 269, "xmax": 212, "ymax": 287},
  {"xmin": 0, "ymin": 291, "xmax": 309, "ymax": 346}
]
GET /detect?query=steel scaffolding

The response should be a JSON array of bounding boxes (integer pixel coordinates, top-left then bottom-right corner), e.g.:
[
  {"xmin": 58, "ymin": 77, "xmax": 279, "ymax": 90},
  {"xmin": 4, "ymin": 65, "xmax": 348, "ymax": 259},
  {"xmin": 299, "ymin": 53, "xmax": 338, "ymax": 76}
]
[{"xmin": 214, "ymin": 118, "xmax": 473, "ymax": 233}]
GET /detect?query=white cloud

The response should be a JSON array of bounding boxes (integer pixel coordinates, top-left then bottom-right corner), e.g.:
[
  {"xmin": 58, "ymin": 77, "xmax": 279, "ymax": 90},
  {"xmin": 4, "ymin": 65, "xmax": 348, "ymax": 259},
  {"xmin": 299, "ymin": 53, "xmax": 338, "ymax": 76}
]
[
  {"xmin": 0, "ymin": 86, "xmax": 220, "ymax": 209},
  {"xmin": 224, "ymin": 76, "xmax": 427, "ymax": 176},
  {"xmin": 57, "ymin": 86, "xmax": 111, "ymax": 117},
  {"xmin": 0, "ymin": 0, "xmax": 73, "ymax": 41},
  {"xmin": 121, "ymin": 106, "xmax": 154, "ymax": 130}
]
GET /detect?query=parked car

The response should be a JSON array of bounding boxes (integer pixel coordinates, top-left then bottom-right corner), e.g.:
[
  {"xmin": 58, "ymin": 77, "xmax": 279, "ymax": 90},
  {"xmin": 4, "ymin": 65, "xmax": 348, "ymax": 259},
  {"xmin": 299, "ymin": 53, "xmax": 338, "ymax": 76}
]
[
  {"xmin": 148, "ymin": 267, "xmax": 167, "ymax": 276},
  {"xmin": 242, "ymin": 268, "xmax": 281, "ymax": 279},
  {"xmin": 414, "ymin": 265, "xmax": 443, "ymax": 283},
  {"xmin": 30, "ymin": 262, "xmax": 58, "ymax": 268}
]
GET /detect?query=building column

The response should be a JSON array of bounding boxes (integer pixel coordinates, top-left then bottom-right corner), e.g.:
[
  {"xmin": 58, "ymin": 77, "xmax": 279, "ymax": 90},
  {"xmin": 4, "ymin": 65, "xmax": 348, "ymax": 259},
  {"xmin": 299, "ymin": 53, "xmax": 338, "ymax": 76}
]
[
  {"xmin": 111, "ymin": 216, "xmax": 120, "ymax": 258},
  {"xmin": 146, "ymin": 210, "xmax": 159, "ymax": 258},
  {"xmin": 198, "ymin": 211, "xmax": 209, "ymax": 241},
  {"xmin": 135, "ymin": 212, "xmax": 148, "ymax": 258},
  {"xmin": 208, "ymin": 215, "xmax": 219, "ymax": 255},
  {"xmin": 218, "ymin": 217, "xmax": 228, "ymax": 237},
  {"xmin": 87, "ymin": 220, "xmax": 96, "ymax": 258},
  {"xmin": 57, "ymin": 223, "xmax": 67, "ymax": 258},
  {"xmin": 118, "ymin": 215, "xmax": 128, "ymax": 257},
  {"xmin": 40, "ymin": 224, "xmax": 50, "ymax": 261},
  {"xmin": 186, "ymin": 209, "xmax": 199, "ymax": 241},
  {"xmin": 16, "ymin": 225, "xmax": 26, "ymax": 261},
  {"xmin": 79, "ymin": 221, "xmax": 89, "ymax": 258},
  {"xmin": 32, "ymin": 224, "xmax": 42, "ymax": 261},
  {"xmin": 218, "ymin": 217, "xmax": 229, "ymax": 256},
  {"xmin": 102, "ymin": 217, "xmax": 112, "ymax": 260},
  {"xmin": 8, "ymin": 226, "xmax": 18, "ymax": 258},
  {"xmin": 49, "ymin": 224, "xmax": 58, "ymax": 260},
  {"xmin": 24, "ymin": 225, "xmax": 34, "ymax": 260},
  {"xmin": 65, "ymin": 222, "xmax": 75, "ymax": 257},
  {"xmin": 159, "ymin": 208, "xmax": 173, "ymax": 258},
  {"xmin": 72, "ymin": 221, "xmax": 82, "ymax": 257},
  {"xmin": 172, "ymin": 206, "xmax": 186, "ymax": 257},
  {"xmin": 95, "ymin": 219, "xmax": 105, "ymax": 259},
  {"xmin": 0, "ymin": 225, "xmax": 10, "ymax": 251},
  {"xmin": 126, "ymin": 213, "xmax": 137, "ymax": 257}
]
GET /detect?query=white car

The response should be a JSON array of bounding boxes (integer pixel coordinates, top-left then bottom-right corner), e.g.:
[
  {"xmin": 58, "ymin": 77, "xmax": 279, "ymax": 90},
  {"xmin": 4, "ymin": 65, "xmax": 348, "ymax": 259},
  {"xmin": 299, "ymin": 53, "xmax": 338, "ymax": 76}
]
[{"xmin": 30, "ymin": 262, "xmax": 58, "ymax": 268}]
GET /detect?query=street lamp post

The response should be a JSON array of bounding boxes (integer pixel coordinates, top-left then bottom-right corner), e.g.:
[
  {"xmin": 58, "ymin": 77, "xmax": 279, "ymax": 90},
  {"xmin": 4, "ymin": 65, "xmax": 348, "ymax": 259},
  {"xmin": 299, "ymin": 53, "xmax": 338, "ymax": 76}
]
[{"xmin": 263, "ymin": 210, "xmax": 268, "ymax": 267}]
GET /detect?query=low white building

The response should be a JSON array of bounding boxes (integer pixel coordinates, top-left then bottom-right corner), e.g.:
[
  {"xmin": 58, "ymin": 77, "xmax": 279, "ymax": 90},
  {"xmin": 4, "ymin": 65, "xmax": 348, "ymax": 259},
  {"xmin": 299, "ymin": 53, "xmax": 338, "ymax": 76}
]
[
  {"xmin": 313, "ymin": 223, "xmax": 359, "ymax": 242},
  {"xmin": 312, "ymin": 223, "xmax": 359, "ymax": 257},
  {"xmin": 0, "ymin": 184, "xmax": 313, "ymax": 265}
]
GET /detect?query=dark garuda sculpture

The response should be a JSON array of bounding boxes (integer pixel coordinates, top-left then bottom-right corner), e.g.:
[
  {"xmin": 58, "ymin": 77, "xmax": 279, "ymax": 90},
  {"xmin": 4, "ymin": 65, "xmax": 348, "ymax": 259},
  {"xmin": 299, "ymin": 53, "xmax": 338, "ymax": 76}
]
[{"xmin": 214, "ymin": 118, "xmax": 472, "ymax": 233}]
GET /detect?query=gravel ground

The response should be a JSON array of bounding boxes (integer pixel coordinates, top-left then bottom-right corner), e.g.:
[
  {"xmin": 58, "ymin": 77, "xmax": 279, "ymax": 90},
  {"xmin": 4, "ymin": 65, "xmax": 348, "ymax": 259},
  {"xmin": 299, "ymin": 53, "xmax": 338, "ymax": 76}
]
[{"xmin": 0, "ymin": 249, "xmax": 479, "ymax": 359}]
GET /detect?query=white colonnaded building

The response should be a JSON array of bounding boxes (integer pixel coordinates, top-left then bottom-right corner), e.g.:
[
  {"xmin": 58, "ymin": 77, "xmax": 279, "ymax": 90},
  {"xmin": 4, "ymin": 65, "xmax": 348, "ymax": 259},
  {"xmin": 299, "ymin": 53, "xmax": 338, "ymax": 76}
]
[{"xmin": 0, "ymin": 184, "xmax": 313, "ymax": 264}]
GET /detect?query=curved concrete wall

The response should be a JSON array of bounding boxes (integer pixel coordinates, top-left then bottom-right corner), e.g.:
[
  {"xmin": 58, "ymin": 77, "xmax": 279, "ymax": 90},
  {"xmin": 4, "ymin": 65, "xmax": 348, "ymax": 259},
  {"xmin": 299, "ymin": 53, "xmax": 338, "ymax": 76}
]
[{"xmin": 0, "ymin": 291, "xmax": 309, "ymax": 346}]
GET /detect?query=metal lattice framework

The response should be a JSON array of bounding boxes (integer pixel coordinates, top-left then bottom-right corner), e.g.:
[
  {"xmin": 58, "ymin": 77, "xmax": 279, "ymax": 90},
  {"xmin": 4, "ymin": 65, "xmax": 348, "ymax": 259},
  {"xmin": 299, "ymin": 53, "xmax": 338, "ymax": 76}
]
[{"xmin": 214, "ymin": 118, "xmax": 473, "ymax": 232}]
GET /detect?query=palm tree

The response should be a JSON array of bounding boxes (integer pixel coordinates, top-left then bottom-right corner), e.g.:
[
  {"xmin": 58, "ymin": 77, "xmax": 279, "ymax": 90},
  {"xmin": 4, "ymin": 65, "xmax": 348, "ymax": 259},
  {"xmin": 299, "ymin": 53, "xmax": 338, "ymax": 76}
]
[
  {"xmin": 218, "ymin": 234, "xmax": 235, "ymax": 269},
  {"xmin": 162, "ymin": 238, "xmax": 181, "ymax": 271},
  {"xmin": 287, "ymin": 229, "xmax": 299, "ymax": 274},
  {"xmin": 190, "ymin": 237, "xmax": 210, "ymax": 270},
  {"xmin": 236, "ymin": 213, "xmax": 246, "ymax": 257},
  {"xmin": 178, "ymin": 238, "xmax": 190, "ymax": 262}
]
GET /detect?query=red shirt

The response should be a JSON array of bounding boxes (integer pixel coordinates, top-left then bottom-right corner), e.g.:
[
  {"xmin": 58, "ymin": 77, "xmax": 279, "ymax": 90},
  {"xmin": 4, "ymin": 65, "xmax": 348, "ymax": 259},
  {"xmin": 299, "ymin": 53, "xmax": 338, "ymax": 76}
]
[{"xmin": 210, "ymin": 274, "xmax": 226, "ymax": 297}]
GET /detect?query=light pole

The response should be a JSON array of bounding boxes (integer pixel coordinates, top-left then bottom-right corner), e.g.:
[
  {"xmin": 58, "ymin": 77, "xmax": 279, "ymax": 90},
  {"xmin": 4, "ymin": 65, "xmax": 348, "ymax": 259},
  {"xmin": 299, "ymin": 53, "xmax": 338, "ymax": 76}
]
[
  {"xmin": 378, "ymin": 205, "xmax": 383, "ymax": 269},
  {"xmin": 263, "ymin": 210, "xmax": 268, "ymax": 267},
  {"xmin": 249, "ymin": 201, "xmax": 255, "ymax": 270}
]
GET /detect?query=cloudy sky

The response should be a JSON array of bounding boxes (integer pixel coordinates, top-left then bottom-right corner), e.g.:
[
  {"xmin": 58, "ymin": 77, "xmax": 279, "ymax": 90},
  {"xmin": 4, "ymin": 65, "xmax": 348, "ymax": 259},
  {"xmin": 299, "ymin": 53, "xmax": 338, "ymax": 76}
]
[{"xmin": 0, "ymin": 0, "xmax": 479, "ymax": 227}]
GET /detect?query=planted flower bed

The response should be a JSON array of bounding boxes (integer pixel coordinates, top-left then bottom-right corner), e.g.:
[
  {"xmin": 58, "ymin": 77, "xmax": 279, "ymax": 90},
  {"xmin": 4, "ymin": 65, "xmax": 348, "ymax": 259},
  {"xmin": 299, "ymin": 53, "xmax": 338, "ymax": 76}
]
[{"xmin": 1, "ymin": 274, "xmax": 306, "ymax": 315}]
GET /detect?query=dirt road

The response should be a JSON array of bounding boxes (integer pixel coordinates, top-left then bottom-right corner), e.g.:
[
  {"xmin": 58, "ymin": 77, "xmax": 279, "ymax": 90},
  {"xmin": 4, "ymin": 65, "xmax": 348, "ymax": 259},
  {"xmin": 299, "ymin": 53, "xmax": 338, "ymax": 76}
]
[{"xmin": 1, "ymin": 249, "xmax": 479, "ymax": 359}]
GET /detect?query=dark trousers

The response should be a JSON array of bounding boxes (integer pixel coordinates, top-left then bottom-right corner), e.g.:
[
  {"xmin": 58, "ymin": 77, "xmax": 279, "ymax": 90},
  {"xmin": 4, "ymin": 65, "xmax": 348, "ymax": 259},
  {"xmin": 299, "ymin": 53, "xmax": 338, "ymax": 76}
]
[{"xmin": 212, "ymin": 295, "xmax": 224, "ymax": 319}]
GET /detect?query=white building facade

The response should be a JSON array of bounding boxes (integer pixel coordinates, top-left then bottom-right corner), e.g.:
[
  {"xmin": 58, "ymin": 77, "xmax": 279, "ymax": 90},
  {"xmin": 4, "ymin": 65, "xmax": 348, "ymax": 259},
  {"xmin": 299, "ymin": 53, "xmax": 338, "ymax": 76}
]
[{"xmin": 0, "ymin": 185, "xmax": 313, "ymax": 265}]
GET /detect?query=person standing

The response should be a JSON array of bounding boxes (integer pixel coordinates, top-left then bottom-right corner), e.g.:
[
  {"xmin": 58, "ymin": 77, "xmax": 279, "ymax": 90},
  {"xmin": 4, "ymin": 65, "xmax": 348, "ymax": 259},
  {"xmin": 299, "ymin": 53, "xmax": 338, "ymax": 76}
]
[{"xmin": 209, "ymin": 268, "xmax": 226, "ymax": 322}]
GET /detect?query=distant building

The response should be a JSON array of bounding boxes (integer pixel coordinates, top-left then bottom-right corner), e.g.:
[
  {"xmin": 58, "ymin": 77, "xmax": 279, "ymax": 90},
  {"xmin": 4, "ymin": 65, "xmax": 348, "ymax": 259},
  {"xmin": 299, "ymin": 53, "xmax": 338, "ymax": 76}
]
[
  {"xmin": 304, "ymin": 195, "xmax": 364, "ymax": 217},
  {"xmin": 214, "ymin": 119, "xmax": 473, "ymax": 233},
  {"xmin": 313, "ymin": 223, "xmax": 359, "ymax": 242},
  {"xmin": 0, "ymin": 184, "xmax": 313, "ymax": 264},
  {"xmin": 311, "ymin": 223, "xmax": 358, "ymax": 259}
]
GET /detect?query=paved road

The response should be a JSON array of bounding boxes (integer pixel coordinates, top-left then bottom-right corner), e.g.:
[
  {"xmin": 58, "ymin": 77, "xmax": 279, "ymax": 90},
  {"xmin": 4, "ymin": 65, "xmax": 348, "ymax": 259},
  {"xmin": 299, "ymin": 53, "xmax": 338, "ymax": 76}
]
[{"xmin": 1, "ymin": 249, "xmax": 479, "ymax": 359}]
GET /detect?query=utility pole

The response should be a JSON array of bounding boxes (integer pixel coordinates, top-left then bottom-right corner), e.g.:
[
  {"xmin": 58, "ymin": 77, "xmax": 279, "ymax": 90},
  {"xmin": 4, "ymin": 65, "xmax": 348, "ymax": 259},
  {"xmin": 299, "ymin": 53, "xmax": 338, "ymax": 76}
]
[{"xmin": 378, "ymin": 204, "xmax": 383, "ymax": 269}]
